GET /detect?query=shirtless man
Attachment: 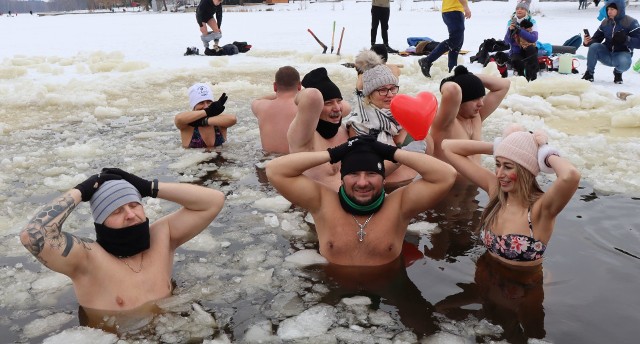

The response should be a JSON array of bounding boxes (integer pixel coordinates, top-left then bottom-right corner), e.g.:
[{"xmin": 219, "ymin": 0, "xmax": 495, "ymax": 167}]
[
  {"xmin": 266, "ymin": 136, "xmax": 456, "ymax": 266},
  {"xmin": 175, "ymin": 83, "xmax": 237, "ymax": 149},
  {"xmin": 251, "ymin": 66, "xmax": 301, "ymax": 154},
  {"xmin": 287, "ymin": 67, "xmax": 351, "ymax": 191},
  {"xmin": 429, "ymin": 65, "xmax": 510, "ymax": 164},
  {"xmin": 19, "ymin": 168, "xmax": 224, "ymax": 311}
]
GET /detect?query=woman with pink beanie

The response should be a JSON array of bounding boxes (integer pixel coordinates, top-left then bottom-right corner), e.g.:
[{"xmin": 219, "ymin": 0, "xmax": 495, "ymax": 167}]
[{"xmin": 441, "ymin": 125, "xmax": 580, "ymax": 267}]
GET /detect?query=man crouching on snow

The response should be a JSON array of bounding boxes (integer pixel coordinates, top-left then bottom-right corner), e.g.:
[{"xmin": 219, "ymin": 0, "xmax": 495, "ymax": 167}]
[
  {"xmin": 20, "ymin": 168, "xmax": 224, "ymax": 312},
  {"xmin": 266, "ymin": 136, "xmax": 456, "ymax": 266}
]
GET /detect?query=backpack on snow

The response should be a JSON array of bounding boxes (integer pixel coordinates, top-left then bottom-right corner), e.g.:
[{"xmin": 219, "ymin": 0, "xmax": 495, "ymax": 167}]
[{"xmin": 232, "ymin": 41, "xmax": 252, "ymax": 53}]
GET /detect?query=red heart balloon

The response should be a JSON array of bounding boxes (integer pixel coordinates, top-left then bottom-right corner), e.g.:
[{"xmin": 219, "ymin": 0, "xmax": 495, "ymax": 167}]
[{"xmin": 390, "ymin": 92, "xmax": 438, "ymax": 140}]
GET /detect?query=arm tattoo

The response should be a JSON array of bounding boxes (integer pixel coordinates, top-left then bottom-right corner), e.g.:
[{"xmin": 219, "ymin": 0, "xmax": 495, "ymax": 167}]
[{"xmin": 23, "ymin": 194, "xmax": 91, "ymax": 262}]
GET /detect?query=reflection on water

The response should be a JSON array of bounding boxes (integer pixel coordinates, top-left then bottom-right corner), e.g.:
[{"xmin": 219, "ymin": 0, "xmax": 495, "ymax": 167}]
[
  {"xmin": 315, "ymin": 246, "xmax": 438, "ymax": 339},
  {"xmin": 435, "ymin": 252, "xmax": 545, "ymax": 343}
]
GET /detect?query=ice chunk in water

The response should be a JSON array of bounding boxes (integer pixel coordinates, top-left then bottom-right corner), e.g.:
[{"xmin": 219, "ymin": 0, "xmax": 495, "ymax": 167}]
[
  {"xmin": 243, "ymin": 319, "xmax": 279, "ymax": 343},
  {"xmin": 270, "ymin": 292, "xmax": 305, "ymax": 317},
  {"xmin": 23, "ymin": 312, "xmax": 75, "ymax": 339},
  {"xmin": 407, "ymin": 221, "xmax": 440, "ymax": 235},
  {"xmin": 42, "ymin": 327, "xmax": 118, "ymax": 344},
  {"xmin": 253, "ymin": 195, "xmax": 291, "ymax": 212},
  {"xmin": 284, "ymin": 249, "xmax": 328, "ymax": 266},
  {"xmin": 276, "ymin": 304, "xmax": 337, "ymax": 340}
]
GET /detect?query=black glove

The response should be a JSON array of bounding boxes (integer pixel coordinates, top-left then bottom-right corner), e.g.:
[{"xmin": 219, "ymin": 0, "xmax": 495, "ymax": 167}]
[
  {"xmin": 100, "ymin": 168, "xmax": 153, "ymax": 198},
  {"xmin": 370, "ymin": 140, "xmax": 398, "ymax": 163},
  {"xmin": 74, "ymin": 173, "xmax": 122, "ymax": 202},
  {"xmin": 188, "ymin": 116, "xmax": 208, "ymax": 127},
  {"xmin": 612, "ymin": 31, "xmax": 627, "ymax": 45},
  {"xmin": 204, "ymin": 93, "xmax": 228, "ymax": 117},
  {"xmin": 520, "ymin": 19, "xmax": 533, "ymax": 29},
  {"xmin": 327, "ymin": 135, "xmax": 376, "ymax": 164}
]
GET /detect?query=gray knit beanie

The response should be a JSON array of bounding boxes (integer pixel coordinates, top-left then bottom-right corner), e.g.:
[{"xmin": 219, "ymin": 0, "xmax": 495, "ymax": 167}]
[
  {"xmin": 362, "ymin": 65, "xmax": 399, "ymax": 96},
  {"xmin": 90, "ymin": 180, "xmax": 142, "ymax": 224}
]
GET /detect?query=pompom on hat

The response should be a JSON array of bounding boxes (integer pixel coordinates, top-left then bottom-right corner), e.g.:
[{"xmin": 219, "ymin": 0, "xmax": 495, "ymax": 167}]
[
  {"xmin": 301, "ymin": 67, "xmax": 342, "ymax": 101},
  {"xmin": 494, "ymin": 124, "xmax": 548, "ymax": 176},
  {"xmin": 188, "ymin": 83, "xmax": 214, "ymax": 110},
  {"xmin": 440, "ymin": 66, "xmax": 486, "ymax": 103}
]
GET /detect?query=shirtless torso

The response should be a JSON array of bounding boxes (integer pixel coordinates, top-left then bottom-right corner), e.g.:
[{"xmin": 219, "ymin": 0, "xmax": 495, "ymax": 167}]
[{"xmin": 251, "ymin": 91, "xmax": 298, "ymax": 154}]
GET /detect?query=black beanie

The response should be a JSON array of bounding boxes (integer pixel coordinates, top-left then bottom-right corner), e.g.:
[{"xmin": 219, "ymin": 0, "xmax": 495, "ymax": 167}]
[
  {"xmin": 340, "ymin": 144, "xmax": 385, "ymax": 178},
  {"xmin": 440, "ymin": 65, "xmax": 486, "ymax": 103},
  {"xmin": 301, "ymin": 67, "xmax": 342, "ymax": 101},
  {"xmin": 371, "ymin": 44, "xmax": 388, "ymax": 63},
  {"xmin": 606, "ymin": 2, "xmax": 618, "ymax": 10}
]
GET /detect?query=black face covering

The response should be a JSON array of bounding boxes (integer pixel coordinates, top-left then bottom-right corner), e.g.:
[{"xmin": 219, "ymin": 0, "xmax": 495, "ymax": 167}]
[
  {"xmin": 94, "ymin": 218, "xmax": 150, "ymax": 257},
  {"xmin": 316, "ymin": 118, "xmax": 342, "ymax": 139},
  {"xmin": 338, "ymin": 185, "xmax": 385, "ymax": 216}
]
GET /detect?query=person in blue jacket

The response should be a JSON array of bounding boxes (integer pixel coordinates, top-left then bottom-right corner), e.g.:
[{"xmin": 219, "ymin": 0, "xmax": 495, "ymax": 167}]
[
  {"xmin": 582, "ymin": 0, "xmax": 640, "ymax": 84},
  {"xmin": 504, "ymin": 1, "xmax": 539, "ymax": 81}
]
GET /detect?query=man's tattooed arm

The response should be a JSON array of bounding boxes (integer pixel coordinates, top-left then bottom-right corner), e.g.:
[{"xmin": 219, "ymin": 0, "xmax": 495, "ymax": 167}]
[{"xmin": 20, "ymin": 191, "xmax": 92, "ymax": 267}]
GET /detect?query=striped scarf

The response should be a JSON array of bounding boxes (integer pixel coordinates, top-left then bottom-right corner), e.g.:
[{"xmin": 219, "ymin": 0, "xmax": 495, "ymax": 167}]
[{"xmin": 345, "ymin": 94, "xmax": 402, "ymax": 145}]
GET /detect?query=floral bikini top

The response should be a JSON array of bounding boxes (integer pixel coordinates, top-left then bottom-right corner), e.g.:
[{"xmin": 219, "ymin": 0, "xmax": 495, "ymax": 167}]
[{"xmin": 480, "ymin": 208, "xmax": 546, "ymax": 262}]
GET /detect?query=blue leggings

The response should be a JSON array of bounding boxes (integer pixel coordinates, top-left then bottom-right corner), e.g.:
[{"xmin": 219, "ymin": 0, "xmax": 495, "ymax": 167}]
[{"xmin": 426, "ymin": 11, "xmax": 465, "ymax": 72}]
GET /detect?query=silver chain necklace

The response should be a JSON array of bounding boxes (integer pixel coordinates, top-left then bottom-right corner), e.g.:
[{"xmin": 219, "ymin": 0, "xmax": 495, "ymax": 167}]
[
  {"xmin": 119, "ymin": 252, "xmax": 144, "ymax": 273},
  {"xmin": 352, "ymin": 213, "xmax": 374, "ymax": 242}
]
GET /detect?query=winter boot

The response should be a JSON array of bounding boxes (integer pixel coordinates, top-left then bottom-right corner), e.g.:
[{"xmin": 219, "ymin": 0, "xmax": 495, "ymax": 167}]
[
  {"xmin": 582, "ymin": 71, "xmax": 594, "ymax": 82},
  {"xmin": 418, "ymin": 58, "xmax": 432, "ymax": 78},
  {"xmin": 385, "ymin": 45, "xmax": 399, "ymax": 54},
  {"xmin": 613, "ymin": 71, "xmax": 623, "ymax": 84}
]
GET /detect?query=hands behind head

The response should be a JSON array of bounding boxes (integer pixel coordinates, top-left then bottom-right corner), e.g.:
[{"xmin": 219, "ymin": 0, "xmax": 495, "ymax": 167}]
[
  {"xmin": 74, "ymin": 173, "xmax": 122, "ymax": 202},
  {"xmin": 205, "ymin": 92, "xmax": 228, "ymax": 117},
  {"xmin": 101, "ymin": 168, "xmax": 153, "ymax": 198},
  {"xmin": 327, "ymin": 134, "xmax": 398, "ymax": 164}
]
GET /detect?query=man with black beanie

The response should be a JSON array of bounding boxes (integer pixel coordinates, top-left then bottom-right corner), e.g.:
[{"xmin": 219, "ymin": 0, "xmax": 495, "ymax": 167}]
[
  {"xmin": 428, "ymin": 66, "xmax": 510, "ymax": 167},
  {"xmin": 287, "ymin": 67, "xmax": 352, "ymax": 191},
  {"xmin": 266, "ymin": 136, "xmax": 456, "ymax": 266}
]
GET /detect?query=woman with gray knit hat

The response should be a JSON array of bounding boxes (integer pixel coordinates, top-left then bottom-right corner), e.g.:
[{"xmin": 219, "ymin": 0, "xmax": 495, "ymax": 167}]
[
  {"xmin": 19, "ymin": 168, "xmax": 225, "ymax": 318},
  {"xmin": 345, "ymin": 50, "xmax": 426, "ymax": 189},
  {"xmin": 441, "ymin": 124, "xmax": 580, "ymax": 267}
]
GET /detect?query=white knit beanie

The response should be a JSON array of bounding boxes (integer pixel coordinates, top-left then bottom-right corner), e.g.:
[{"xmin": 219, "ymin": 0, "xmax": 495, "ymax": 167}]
[
  {"xmin": 362, "ymin": 65, "xmax": 399, "ymax": 97},
  {"xmin": 188, "ymin": 83, "xmax": 214, "ymax": 110}
]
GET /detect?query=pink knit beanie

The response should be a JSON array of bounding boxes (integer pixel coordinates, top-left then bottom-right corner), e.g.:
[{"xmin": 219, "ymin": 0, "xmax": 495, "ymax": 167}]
[{"xmin": 494, "ymin": 125, "xmax": 547, "ymax": 175}]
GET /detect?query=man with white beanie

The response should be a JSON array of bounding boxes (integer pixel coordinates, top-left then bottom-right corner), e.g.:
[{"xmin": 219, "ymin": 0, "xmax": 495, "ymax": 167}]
[
  {"xmin": 20, "ymin": 168, "xmax": 224, "ymax": 314},
  {"xmin": 175, "ymin": 82, "xmax": 237, "ymax": 149}
]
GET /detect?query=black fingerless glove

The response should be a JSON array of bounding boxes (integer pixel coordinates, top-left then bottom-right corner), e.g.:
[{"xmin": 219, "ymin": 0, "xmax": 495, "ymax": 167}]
[
  {"xmin": 612, "ymin": 31, "xmax": 627, "ymax": 45},
  {"xmin": 101, "ymin": 168, "xmax": 154, "ymax": 198},
  {"xmin": 74, "ymin": 173, "xmax": 122, "ymax": 202},
  {"xmin": 371, "ymin": 140, "xmax": 398, "ymax": 163},
  {"xmin": 204, "ymin": 92, "xmax": 227, "ymax": 117},
  {"xmin": 327, "ymin": 135, "xmax": 376, "ymax": 164}
]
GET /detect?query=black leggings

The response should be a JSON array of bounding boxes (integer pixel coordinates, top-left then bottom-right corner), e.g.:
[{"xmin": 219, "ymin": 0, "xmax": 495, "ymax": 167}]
[{"xmin": 371, "ymin": 6, "xmax": 390, "ymax": 46}]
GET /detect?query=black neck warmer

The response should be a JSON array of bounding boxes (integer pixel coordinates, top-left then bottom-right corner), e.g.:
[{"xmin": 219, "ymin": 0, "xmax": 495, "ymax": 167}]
[
  {"xmin": 95, "ymin": 218, "xmax": 150, "ymax": 258},
  {"xmin": 316, "ymin": 118, "xmax": 342, "ymax": 139},
  {"xmin": 338, "ymin": 185, "xmax": 385, "ymax": 216}
]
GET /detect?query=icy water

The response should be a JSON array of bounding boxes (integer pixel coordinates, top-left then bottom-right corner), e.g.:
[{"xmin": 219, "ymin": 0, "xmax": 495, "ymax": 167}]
[{"xmin": 1, "ymin": 35, "xmax": 640, "ymax": 344}]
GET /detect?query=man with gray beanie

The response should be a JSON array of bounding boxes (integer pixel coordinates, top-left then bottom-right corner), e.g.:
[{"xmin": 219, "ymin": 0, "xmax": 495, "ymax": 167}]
[
  {"xmin": 20, "ymin": 168, "xmax": 224, "ymax": 312},
  {"xmin": 428, "ymin": 65, "xmax": 510, "ymax": 168},
  {"xmin": 287, "ymin": 67, "xmax": 352, "ymax": 191},
  {"xmin": 266, "ymin": 135, "xmax": 455, "ymax": 266}
]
